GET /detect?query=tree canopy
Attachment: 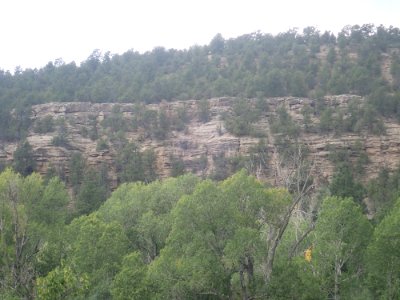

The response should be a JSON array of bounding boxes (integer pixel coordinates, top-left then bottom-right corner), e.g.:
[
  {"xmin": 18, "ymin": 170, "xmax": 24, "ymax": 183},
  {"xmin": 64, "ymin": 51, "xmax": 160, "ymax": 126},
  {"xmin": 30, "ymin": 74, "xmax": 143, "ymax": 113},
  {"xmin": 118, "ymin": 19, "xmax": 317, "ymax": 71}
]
[{"xmin": 1, "ymin": 168, "xmax": 396, "ymax": 299}]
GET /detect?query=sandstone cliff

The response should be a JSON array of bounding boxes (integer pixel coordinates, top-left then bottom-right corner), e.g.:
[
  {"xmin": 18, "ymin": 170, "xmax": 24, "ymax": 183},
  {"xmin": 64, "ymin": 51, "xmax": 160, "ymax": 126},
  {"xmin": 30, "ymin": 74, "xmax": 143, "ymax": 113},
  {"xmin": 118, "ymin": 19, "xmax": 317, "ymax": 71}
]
[{"xmin": 1, "ymin": 95, "xmax": 400, "ymax": 189}]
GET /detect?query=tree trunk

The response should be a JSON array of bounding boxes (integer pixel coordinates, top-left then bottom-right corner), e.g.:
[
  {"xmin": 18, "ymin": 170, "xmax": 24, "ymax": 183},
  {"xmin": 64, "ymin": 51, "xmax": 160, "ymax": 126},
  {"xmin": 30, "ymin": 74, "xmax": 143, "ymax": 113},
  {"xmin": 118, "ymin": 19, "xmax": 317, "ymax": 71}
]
[
  {"xmin": 334, "ymin": 260, "xmax": 341, "ymax": 300},
  {"xmin": 239, "ymin": 264, "xmax": 249, "ymax": 300},
  {"xmin": 264, "ymin": 241, "xmax": 278, "ymax": 285}
]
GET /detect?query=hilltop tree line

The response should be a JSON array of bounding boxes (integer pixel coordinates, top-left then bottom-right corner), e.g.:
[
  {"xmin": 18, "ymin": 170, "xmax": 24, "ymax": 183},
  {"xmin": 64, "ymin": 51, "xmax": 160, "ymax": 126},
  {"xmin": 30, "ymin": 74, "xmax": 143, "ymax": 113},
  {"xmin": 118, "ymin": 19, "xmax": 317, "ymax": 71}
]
[{"xmin": 2, "ymin": 24, "xmax": 400, "ymax": 141}]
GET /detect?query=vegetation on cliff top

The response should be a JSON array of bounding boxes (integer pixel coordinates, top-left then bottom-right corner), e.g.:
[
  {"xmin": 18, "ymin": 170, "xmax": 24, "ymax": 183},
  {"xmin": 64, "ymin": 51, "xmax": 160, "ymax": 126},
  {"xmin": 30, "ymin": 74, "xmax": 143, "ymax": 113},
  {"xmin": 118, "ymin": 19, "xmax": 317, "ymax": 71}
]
[{"xmin": 1, "ymin": 24, "xmax": 400, "ymax": 141}]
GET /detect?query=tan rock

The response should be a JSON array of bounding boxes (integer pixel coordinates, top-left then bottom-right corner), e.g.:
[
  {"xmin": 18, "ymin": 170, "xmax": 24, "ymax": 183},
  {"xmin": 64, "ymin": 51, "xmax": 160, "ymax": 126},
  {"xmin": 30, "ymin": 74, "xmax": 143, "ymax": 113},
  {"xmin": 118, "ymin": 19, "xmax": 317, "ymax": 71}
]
[{"xmin": 3, "ymin": 95, "xmax": 400, "ymax": 190}]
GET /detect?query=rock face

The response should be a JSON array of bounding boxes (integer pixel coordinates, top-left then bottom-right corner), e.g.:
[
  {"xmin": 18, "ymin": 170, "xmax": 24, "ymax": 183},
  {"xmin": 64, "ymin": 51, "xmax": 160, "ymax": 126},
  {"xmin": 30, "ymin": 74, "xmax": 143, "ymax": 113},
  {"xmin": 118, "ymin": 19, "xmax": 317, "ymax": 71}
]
[{"xmin": 2, "ymin": 95, "xmax": 400, "ymax": 189}]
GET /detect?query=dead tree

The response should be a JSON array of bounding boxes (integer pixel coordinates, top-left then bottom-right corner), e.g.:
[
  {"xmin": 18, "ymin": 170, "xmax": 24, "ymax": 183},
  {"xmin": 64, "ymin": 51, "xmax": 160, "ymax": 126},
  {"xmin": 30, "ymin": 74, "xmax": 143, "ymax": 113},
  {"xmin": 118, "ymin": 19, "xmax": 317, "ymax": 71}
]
[{"xmin": 262, "ymin": 143, "xmax": 316, "ymax": 286}]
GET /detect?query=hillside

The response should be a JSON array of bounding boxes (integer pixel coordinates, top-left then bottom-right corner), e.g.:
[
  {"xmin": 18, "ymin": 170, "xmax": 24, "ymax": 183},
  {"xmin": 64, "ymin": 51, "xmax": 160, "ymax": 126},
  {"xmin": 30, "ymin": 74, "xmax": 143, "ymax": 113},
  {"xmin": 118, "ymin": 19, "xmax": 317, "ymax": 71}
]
[
  {"xmin": 2, "ymin": 100, "xmax": 400, "ymax": 298},
  {"xmin": 2, "ymin": 25, "xmax": 400, "ymax": 212},
  {"xmin": 2, "ymin": 25, "xmax": 400, "ymax": 299},
  {"xmin": 2, "ymin": 94, "xmax": 400, "ymax": 193},
  {"xmin": 1, "ymin": 24, "xmax": 400, "ymax": 142}
]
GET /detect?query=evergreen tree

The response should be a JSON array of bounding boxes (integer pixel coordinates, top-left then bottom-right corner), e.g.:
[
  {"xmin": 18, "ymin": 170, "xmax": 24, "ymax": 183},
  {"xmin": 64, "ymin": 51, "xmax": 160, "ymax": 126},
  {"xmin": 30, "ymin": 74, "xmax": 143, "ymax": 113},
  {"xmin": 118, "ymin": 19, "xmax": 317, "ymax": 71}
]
[
  {"xmin": 329, "ymin": 163, "xmax": 365, "ymax": 207},
  {"xmin": 76, "ymin": 167, "xmax": 108, "ymax": 215},
  {"xmin": 13, "ymin": 140, "xmax": 36, "ymax": 176}
]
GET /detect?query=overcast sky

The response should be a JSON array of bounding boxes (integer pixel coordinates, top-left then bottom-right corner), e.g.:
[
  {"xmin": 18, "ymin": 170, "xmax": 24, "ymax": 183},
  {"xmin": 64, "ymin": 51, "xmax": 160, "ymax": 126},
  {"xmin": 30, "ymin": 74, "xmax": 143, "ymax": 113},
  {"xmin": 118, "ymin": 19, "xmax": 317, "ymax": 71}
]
[{"xmin": 0, "ymin": 0, "xmax": 399, "ymax": 72}]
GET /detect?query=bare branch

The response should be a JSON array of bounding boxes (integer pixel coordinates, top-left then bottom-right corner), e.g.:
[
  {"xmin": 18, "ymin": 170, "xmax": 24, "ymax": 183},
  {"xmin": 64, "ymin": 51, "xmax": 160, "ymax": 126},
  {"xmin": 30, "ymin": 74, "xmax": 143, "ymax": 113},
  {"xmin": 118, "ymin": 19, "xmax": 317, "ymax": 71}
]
[
  {"xmin": 288, "ymin": 221, "xmax": 315, "ymax": 259},
  {"xmin": 262, "ymin": 142, "xmax": 317, "ymax": 286}
]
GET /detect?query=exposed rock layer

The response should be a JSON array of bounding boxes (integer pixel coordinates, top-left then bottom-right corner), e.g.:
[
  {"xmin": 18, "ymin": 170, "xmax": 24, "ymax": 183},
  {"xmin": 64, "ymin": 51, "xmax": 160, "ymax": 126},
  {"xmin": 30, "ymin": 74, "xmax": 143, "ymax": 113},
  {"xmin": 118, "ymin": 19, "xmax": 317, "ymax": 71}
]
[{"xmin": 2, "ymin": 95, "xmax": 400, "ymax": 189}]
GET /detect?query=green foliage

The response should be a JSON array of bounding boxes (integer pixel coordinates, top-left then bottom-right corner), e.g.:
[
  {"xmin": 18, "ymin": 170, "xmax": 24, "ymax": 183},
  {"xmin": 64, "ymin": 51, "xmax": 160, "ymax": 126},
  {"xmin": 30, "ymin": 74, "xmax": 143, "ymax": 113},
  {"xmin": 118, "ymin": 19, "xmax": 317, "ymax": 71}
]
[
  {"xmin": 96, "ymin": 138, "xmax": 109, "ymax": 151},
  {"xmin": 116, "ymin": 142, "xmax": 158, "ymax": 184},
  {"xmin": 267, "ymin": 258, "xmax": 322, "ymax": 299},
  {"xmin": 209, "ymin": 33, "xmax": 225, "ymax": 54},
  {"xmin": 7, "ymin": 24, "xmax": 400, "ymax": 296},
  {"xmin": 313, "ymin": 196, "xmax": 373, "ymax": 299},
  {"xmin": 51, "ymin": 119, "xmax": 69, "ymax": 147},
  {"xmin": 35, "ymin": 177, "xmax": 69, "ymax": 225},
  {"xmin": 271, "ymin": 105, "xmax": 299, "ymax": 138},
  {"xmin": 148, "ymin": 171, "xmax": 296, "ymax": 299},
  {"xmin": 0, "ymin": 169, "xmax": 69, "ymax": 298},
  {"xmin": 210, "ymin": 152, "xmax": 230, "ymax": 181},
  {"xmin": 319, "ymin": 107, "xmax": 334, "ymax": 133},
  {"xmin": 210, "ymin": 143, "xmax": 269, "ymax": 181},
  {"xmin": 68, "ymin": 152, "xmax": 86, "ymax": 193},
  {"xmin": 87, "ymin": 115, "xmax": 99, "ymax": 141},
  {"xmin": 154, "ymin": 108, "xmax": 170, "ymax": 139},
  {"xmin": 368, "ymin": 87, "xmax": 400, "ymax": 122},
  {"xmin": 224, "ymin": 98, "xmax": 262, "ymax": 136},
  {"xmin": 63, "ymin": 214, "xmax": 129, "ymax": 299},
  {"xmin": 36, "ymin": 264, "xmax": 89, "ymax": 300},
  {"xmin": 0, "ymin": 23, "xmax": 399, "ymax": 173},
  {"xmin": 329, "ymin": 141, "xmax": 369, "ymax": 206},
  {"xmin": 76, "ymin": 167, "xmax": 109, "ymax": 216},
  {"xmin": 327, "ymin": 46, "xmax": 337, "ymax": 65},
  {"xmin": 171, "ymin": 103, "xmax": 190, "ymax": 131},
  {"xmin": 366, "ymin": 199, "xmax": 400, "ymax": 299},
  {"xmin": 116, "ymin": 142, "xmax": 143, "ymax": 183},
  {"xmin": 329, "ymin": 163, "xmax": 366, "ymax": 206},
  {"xmin": 169, "ymin": 154, "xmax": 185, "ymax": 177},
  {"xmin": 0, "ymin": 169, "xmax": 37, "ymax": 297},
  {"xmin": 0, "ymin": 104, "xmax": 32, "ymax": 142},
  {"xmin": 34, "ymin": 115, "xmax": 55, "ymax": 134},
  {"xmin": 255, "ymin": 97, "xmax": 268, "ymax": 113},
  {"xmin": 265, "ymin": 69, "xmax": 286, "ymax": 97},
  {"xmin": 98, "ymin": 174, "xmax": 200, "ymax": 260},
  {"xmin": 1, "ymin": 25, "xmax": 400, "ymax": 147},
  {"xmin": 328, "ymin": 141, "xmax": 370, "ymax": 177},
  {"xmin": 51, "ymin": 135, "xmax": 68, "ymax": 147},
  {"xmin": 247, "ymin": 139, "xmax": 269, "ymax": 173},
  {"xmin": 13, "ymin": 140, "xmax": 36, "ymax": 176},
  {"xmin": 191, "ymin": 153, "xmax": 208, "ymax": 175},
  {"xmin": 197, "ymin": 99, "xmax": 211, "ymax": 122},
  {"xmin": 0, "ymin": 159, "xmax": 7, "ymax": 173},
  {"xmin": 142, "ymin": 149, "xmax": 158, "ymax": 183},
  {"xmin": 109, "ymin": 130, "xmax": 128, "ymax": 150},
  {"xmin": 1, "ymin": 166, "xmax": 397, "ymax": 298},
  {"xmin": 111, "ymin": 252, "xmax": 149, "ymax": 300},
  {"xmin": 301, "ymin": 104, "xmax": 313, "ymax": 132},
  {"xmin": 101, "ymin": 105, "xmax": 127, "ymax": 133},
  {"xmin": 315, "ymin": 96, "xmax": 386, "ymax": 136},
  {"xmin": 366, "ymin": 167, "xmax": 400, "ymax": 221},
  {"xmin": 288, "ymin": 70, "xmax": 308, "ymax": 97},
  {"xmin": 131, "ymin": 105, "xmax": 157, "ymax": 132},
  {"xmin": 148, "ymin": 180, "xmax": 235, "ymax": 298}
]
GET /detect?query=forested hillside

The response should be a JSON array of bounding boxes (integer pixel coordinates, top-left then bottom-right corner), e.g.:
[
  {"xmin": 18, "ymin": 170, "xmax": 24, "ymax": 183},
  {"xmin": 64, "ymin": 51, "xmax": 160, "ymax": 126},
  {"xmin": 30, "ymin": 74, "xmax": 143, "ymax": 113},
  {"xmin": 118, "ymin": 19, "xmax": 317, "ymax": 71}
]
[
  {"xmin": 1, "ymin": 24, "xmax": 400, "ymax": 141},
  {"xmin": 1, "ymin": 24, "xmax": 400, "ymax": 299}
]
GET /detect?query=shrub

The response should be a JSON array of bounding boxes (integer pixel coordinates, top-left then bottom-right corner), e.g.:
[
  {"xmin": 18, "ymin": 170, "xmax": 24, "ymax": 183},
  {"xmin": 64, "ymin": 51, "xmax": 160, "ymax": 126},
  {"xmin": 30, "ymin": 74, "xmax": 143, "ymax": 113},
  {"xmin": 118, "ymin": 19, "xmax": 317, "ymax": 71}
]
[
  {"xmin": 96, "ymin": 138, "xmax": 109, "ymax": 151},
  {"xmin": 34, "ymin": 115, "xmax": 54, "ymax": 133}
]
